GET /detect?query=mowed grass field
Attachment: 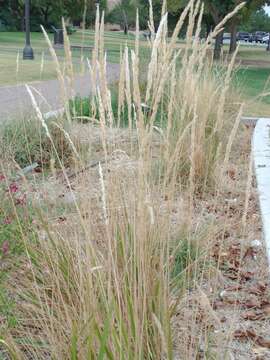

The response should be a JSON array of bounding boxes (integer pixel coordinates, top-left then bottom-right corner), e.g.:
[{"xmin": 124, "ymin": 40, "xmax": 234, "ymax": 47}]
[
  {"xmin": 234, "ymin": 67, "xmax": 270, "ymax": 116},
  {"xmin": 0, "ymin": 30, "xmax": 150, "ymax": 85},
  {"xmin": 1, "ymin": 30, "xmax": 270, "ymax": 116}
]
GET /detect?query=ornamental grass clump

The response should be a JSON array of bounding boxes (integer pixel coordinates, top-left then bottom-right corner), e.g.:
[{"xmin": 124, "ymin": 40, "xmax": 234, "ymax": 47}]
[
  {"xmin": 0, "ymin": 116, "xmax": 76, "ymax": 168},
  {"xmin": 0, "ymin": 1, "xmax": 246, "ymax": 359}
]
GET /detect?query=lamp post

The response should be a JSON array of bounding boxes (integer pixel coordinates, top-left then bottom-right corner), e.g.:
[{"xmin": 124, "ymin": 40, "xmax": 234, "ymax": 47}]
[{"xmin": 23, "ymin": 0, "xmax": 34, "ymax": 60}]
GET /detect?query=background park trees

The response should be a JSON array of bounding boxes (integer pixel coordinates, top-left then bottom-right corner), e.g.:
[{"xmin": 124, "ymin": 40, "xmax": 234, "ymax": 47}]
[
  {"xmin": 166, "ymin": 0, "xmax": 270, "ymax": 59},
  {"xmin": 1, "ymin": 0, "xmax": 270, "ymax": 61},
  {"xmin": 0, "ymin": 0, "xmax": 107, "ymax": 31}
]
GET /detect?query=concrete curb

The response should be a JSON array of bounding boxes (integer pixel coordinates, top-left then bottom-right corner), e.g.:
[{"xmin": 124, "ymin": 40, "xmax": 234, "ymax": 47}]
[
  {"xmin": 252, "ymin": 118, "xmax": 270, "ymax": 265},
  {"xmin": 43, "ymin": 108, "xmax": 64, "ymax": 120}
]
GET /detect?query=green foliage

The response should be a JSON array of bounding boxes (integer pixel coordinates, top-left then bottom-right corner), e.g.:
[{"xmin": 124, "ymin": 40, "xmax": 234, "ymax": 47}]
[
  {"xmin": 0, "ymin": 174, "xmax": 34, "ymax": 255},
  {"xmin": 71, "ymin": 93, "xmax": 130, "ymax": 127},
  {"xmin": 0, "ymin": 172, "xmax": 36, "ymax": 332},
  {"xmin": 171, "ymin": 235, "xmax": 199, "ymax": 281},
  {"xmin": 241, "ymin": 8, "xmax": 270, "ymax": 32},
  {"xmin": 234, "ymin": 67, "xmax": 270, "ymax": 104},
  {"xmin": 106, "ymin": 0, "xmax": 149, "ymax": 30},
  {"xmin": 106, "ymin": 0, "xmax": 136, "ymax": 29},
  {"xmin": 0, "ymin": 0, "xmax": 24, "ymax": 31},
  {"xmin": 0, "ymin": 288, "xmax": 18, "ymax": 329},
  {"xmin": 0, "ymin": 117, "xmax": 75, "ymax": 168},
  {"xmin": 0, "ymin": 0, "xmax": 107, "ymax": 32}
]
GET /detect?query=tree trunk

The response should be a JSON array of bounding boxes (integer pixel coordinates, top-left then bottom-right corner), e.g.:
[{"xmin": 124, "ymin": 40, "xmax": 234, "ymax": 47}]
[
  {"xmin": 122, "ymin": 10, "xmax": 128, "ymax": 35},
  {"xmin": 267, "ymin": 33, "xmax": 270, "ymax": 51},
  {"xmin": 213, "ymin": 30, "xmax": 224, "ymax": 60},
  {"xmin": 21, "ymin": 16, "xmax": 25, "ymax": 31},
  {"xmin": 229, "ymin": 21, "xmax": 237, "ymax": 54},
  {"xmin": 206, "ymin": 23, "xmax": 212, "ymax": 38}
]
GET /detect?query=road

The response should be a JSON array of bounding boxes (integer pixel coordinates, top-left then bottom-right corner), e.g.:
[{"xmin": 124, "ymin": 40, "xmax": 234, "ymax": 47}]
[{"xmin": 0, "ymin": 63, "xmax": 119, "ymax": 121}]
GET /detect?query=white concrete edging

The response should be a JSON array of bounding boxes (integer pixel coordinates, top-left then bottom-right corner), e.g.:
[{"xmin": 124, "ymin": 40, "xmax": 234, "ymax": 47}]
[
  {"xmin": 252, "ymin": 118, "xmax": 270, "ymax": 265},
  {"xmin": 43, "ymin": 107, "xmax": 64, "ymax": 120}
]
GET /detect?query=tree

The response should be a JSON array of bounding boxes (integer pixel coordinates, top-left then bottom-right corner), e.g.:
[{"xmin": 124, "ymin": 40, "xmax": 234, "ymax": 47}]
[
  {"xmin": 167, "ymin": 0, "xmax": 227, "ymax": 59},
  {"xmin": 242, "ymin": 8, "xmax": 270, "ymax": 33},
  {"xmin": 62, "ymin": 0, "xmax": 107, "ymax": 26},
  {"xmin": 106, "ymin": 0, "xmax": 137, "ymax": 33},
  {"xmin": 199, "ymin": 0, "xmax": 269, "ymax": 58},
  {"xmin": 228, "ymin": 0, "xmax": 270, "ymax": 54},
  {"xmin": 107, "ymin": 0, "xmax": 159, "ymax": 32},
  {"xmin": 0, "ymin": 0, "xmax": 107, "ymax": 32},
  {"xmin": 167, "ymin": 0, "xmax": 270, "ymax": 59},
  {"xmin": 240, "ymin": 7, "xmax": 270, "ymax": 52},
  {"xmin": 0, "ymin": 0, "xmax": 24, "ymax": 31},
  {"xmin": 31, "ymin": 0, "xmax": 65, "ymax": 29}
]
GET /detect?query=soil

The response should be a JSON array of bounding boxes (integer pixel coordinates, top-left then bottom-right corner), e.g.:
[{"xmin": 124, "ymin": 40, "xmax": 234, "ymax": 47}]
[{"xmin": 172, "ymin": 124, "xmax": 270, "ymax": 359}]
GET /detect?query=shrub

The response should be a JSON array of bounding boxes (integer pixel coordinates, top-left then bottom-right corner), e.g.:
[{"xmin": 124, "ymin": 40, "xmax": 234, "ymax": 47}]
[
  {"xmin": 0, "ymin": 174, "xmax": 34, "ymax": 256},
  {"xmin": 0, "ymin": 116, "xmax": 75, "ymax": 168},
  {"xmin": 70, "ymin": 91, "xmax": 131, "ymax": 127}
]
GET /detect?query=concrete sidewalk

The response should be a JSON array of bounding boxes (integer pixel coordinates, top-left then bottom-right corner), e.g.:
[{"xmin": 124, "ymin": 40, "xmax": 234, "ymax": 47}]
[{"xmin": 0, "ymin": 63, "xmax": 119, "ymax": 120}]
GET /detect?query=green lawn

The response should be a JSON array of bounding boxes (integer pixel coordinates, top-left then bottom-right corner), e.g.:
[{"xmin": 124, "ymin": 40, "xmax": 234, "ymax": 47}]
[
  {"xmin": 237, "ymin": 47, "xmax": 270, "ymax": 63},
  {"xmin": 233, "ymin": 67, "xmax": 270, "ymax": 116},
  {"xmin": 0, "ymin": 30, "xmax": 150, "ymax": 85},
  {"xmin": 0, "ymin": 51, "xmax": 89, "ymax": 86},
  {"xmin": 236, "ymin": 67, "xmax": 270, "ymax": 102},
  {"xmin": 1, "ymin": 30, "xmax": 270, "ymax": 118}
]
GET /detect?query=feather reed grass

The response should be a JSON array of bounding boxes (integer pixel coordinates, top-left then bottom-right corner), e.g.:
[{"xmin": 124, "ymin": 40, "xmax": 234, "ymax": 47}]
[{"xmin": 0, "ymin": 1, "xmax": 248, "ymax": 359}]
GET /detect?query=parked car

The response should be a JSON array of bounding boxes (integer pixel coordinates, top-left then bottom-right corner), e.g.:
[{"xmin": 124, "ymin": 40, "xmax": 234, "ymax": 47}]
[
  {"xmin": 223, "ymin": 32, "xmax": 231, "ymax": 41},
  {"xmin": 262, "ymin": 33, "xmax": 270, "ymax": 44},
  {"xmin": 236, "ymin": 32, "xmax": 250, "ymax": 42},
  {"xmin": 250, "ymin": 31, "xmax": 267, "ymax": 43}
]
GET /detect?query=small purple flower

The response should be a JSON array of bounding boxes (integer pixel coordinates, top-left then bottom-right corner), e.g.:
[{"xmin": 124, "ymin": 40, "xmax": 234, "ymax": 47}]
[
  {"xmin": 15, "ymin": 194, "xmax": 27, "ymax": 206},
  {"xmin": 3, "ymin": 217, "xmax": 12, "ymax": 225},
  {"xmin": 1, "ymin": 241, "xmax": 9, "ymax": 256},
  {"xmin": 9, "ymin": 183, "xmax": 19, "ymax": 194}
]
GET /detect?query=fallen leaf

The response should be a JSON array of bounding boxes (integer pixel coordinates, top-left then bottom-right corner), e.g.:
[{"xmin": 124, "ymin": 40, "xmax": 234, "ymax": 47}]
[
  {"xmin": 226, "ymin": 285, "xmax": 242, "ymax": 292},
  {"xmin": 261, "ymin": 299, "xmax": 270, "ymax": 308},
  {"xmin": 34, "ymin": 167, "xmax": 42, "ymax": 173},
  {"xmin": 249, "ymin": 282, "xmax": 267, "ymax": 295},
  {"xmin": 235, "ymin": 328, "xmax": 259, "ymax": 341},
  {"xmin": 241, "ymin": 271, "xmax": 254, "ymax": 282},
  {"xmin": 253, "ymin": 347, "xmax": 269, "ymax": 357},
  {"xmin": 243, "ymin": 297, "xmax": 261, "ymax": 309},
  {"xmin": 242, "ymin": 310, "xmax": 265, "ymax": 321},
  {"xmin": 234, "ymin": 328, "xmax": 270, "ymax": 349},
  {"xmin": 213, "ymin": 300, "xmax": 224, "ymax": 310},
  {"xmin": 256, "ymin": 337, "xmax": 270, "ymax": 349},
  {"xmin": 262, "ymin": 305, "xmax": 270, "ymax": 317},
  {"xmin": 228, "ymin": 169, "xmax": 236, "ymax": 180},
  {"xmin": 243, "ymin": 246, "xmax": 258, "ymax": 260}
]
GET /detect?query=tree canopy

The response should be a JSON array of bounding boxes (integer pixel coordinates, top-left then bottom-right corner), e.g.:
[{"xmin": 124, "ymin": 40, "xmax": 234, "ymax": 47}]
[
  {"xmin": 0, "ymin": 0, "xmax": 107, "ymax": 31},
  {"xmin": 1, "ymin": 0, "xmax": 270, "ymax": 48}
]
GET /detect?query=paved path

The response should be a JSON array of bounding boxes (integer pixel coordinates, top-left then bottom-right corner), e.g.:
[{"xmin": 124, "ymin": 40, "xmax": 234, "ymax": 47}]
[{"xmin": 0, "ymin": 63, "xmax": 119, "ymax": 121}]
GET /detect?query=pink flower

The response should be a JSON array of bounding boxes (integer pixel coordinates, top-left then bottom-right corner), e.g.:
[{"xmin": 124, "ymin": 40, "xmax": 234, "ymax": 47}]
[
  {"xmin": 1, "ymin": 241, "xmax": 9, "ymax": 256},
  {"xmin": 0, "ymin": 174, "xmax": 5, "ymax": 181},
  {"xmin": 9, "ymin": 183, "xmax": 19, "ymax": 193},
  {"xmin": 15, "ymin": 194, "xmax": 27, "ymax": 206},
  {"xmin": 3, "ymin": 217, "xmax": 12, "ymax": 225}
]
